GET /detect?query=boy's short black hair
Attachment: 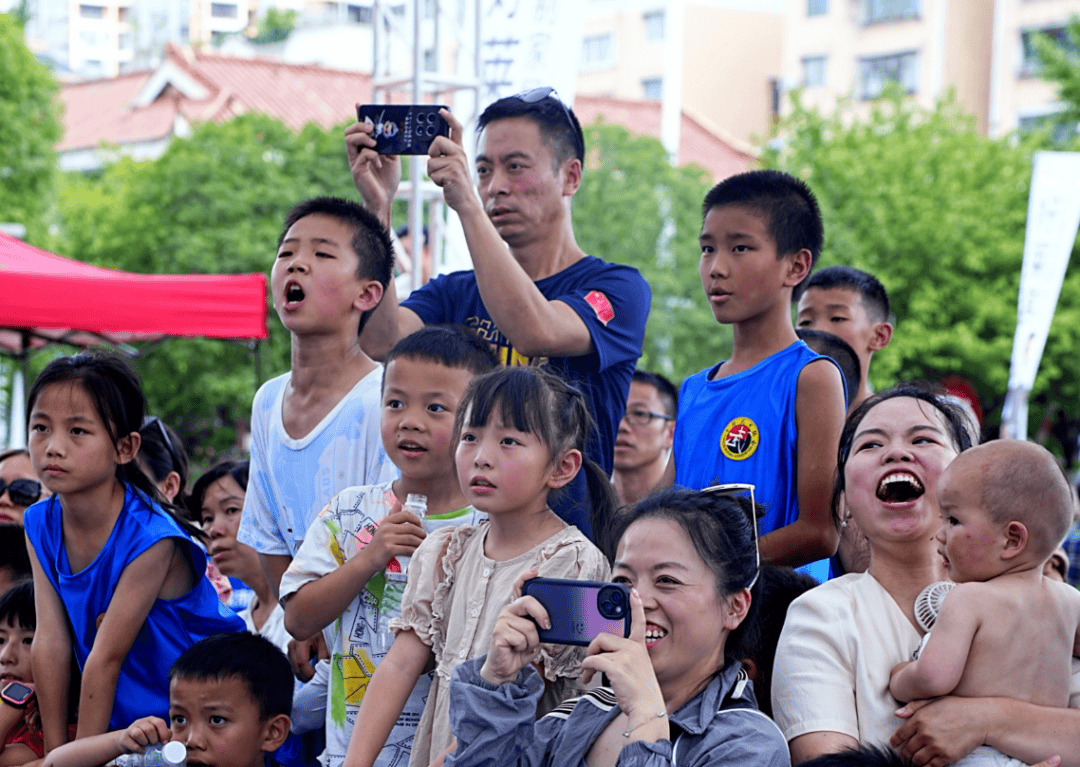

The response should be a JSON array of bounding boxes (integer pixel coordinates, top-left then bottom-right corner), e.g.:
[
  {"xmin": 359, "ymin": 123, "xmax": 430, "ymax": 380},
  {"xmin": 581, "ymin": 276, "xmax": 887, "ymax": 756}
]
[
  {"xmin": 170, "ymin": 633, "xmax": 292, "ymax": 721},
  {"xmin": 797, "ymin": 329, "xmax": 861, "ymax": 408},
  {"xmin": 798, "ymin": 265, "xmax": 890, "ymax": 322},
  {"xmin": 0, "ymin": 580, "xmax": 34, "ymax": 631},
  {"xmin": 701, "ymin": 170, "xmax": 824, "ymax": 274},
  {"xmin": 478, "ymin": 89, "xmax": 585, "ymax": 167},
  {"xmin": 0, "ymin": 524, "xmax": 30, "ymax": 583},
  {"xmin": 631, "ymin": 370, "xmax": 678, "ymax": 418},
  {"xmin": 384, "ymin": 325, "xmax": 500, "ymax": 378},
  {"xmin": 279, "ymin": 197, "xmax": 395, "ymax": 334},
  {"xmin": 798, "ymin": 744, "xmax": 914, "ymax": 767}
]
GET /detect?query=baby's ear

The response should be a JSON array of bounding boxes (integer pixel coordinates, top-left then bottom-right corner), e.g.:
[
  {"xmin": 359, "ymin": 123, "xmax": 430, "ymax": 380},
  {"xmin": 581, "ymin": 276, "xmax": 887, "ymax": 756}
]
[
  {"xmin": 1001, "ymin": 520, "xmax": 1029, "ymax": 560},
  {"xmin": 260, "ymin": 713, "xmax": 291, "ymax": 753}
]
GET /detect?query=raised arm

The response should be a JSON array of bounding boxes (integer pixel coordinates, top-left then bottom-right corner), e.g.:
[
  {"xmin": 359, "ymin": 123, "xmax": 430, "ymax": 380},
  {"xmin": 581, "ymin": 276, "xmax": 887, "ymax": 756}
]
[
  {"xmin": 424, "ymin": 111, "xmax": 595, "ymax": 359},
  {"xmin": 76, "ymin": 539, "xmax": 177, "ymax": 738},
  {"xmin": 283, "ymin": 505, "xmax": 426, "ymax": 641},
  {"xmin": 27, "ymin": 538, "xmax": 72, "ymax": 755},
  {"xmin": 761, "ymin": 358, "xmax": 843, "ymax": 566}
]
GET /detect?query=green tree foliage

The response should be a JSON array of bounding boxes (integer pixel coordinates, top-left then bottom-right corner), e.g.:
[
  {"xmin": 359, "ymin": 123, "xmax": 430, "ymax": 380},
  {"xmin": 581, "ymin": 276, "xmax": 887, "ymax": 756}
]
[
  {"xmin": 573, "ymin": 121, "xmax": 722, "ymax": 382},
  {"xmin": 0, "ymin": 12, "xmax": 61, "ymax": 243},
  {"xmin": 250, "ymin": 8, "xmax": 298, "ymax": 44},
  {"xmin": 54, "ymin": 114, "xmax": 357, "ymax": 459},
  {"xmin": 1034, "ymin": 15, "xmax": 1080, "ymax": 131},
  {"xmin": 765, "ymin": 90, "xmax": 1080, "ymax": 427}
]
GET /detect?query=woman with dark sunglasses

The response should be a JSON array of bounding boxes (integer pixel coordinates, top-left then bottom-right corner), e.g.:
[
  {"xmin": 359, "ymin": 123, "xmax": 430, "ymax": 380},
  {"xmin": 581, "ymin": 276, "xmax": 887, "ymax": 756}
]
[{"xmin": 0, "ymin": 449, "xmax": 47, "ymax": 526}]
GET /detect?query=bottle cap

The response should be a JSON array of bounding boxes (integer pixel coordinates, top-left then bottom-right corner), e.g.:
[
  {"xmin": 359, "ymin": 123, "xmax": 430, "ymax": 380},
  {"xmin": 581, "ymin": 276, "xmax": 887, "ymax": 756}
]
[{"xmin": 161, "ymin": 741, "xmax": 187, "ymax": 767}]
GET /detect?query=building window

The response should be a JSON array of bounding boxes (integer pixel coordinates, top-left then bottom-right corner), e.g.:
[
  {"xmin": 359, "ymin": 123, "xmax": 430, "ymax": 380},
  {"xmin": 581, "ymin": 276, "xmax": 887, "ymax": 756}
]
[
  {"xmin": 642, "ymin": 77, "xmax": 662, "ymax": 99},
  {"xmin": 644, "ymin": 10, "xmax": 664, "ymax": 41},
  {"xmin": 808, "ymin": 0, "xmax": 827, "ymax": 16},
  {"xmin": 346, "ymin": 4, "xmax": 372, "ymax": 22},
  {"xmin": 210, "ymin": 30, "xmax": 227, "ymax": 45},
  {"xmin": 423, "ymin": 48, "xmax": 436, "ymax": 71},
  {"xmin": 79, "ymin": 4, "xmax": 104, "ymax": 18},
  {"xmin": 211, "ymin": 3, "xmax": 237, "ymax": 18},
  {"xmin": 79, "ymin": 29, "xmax": 100, "ymax": 45},
  {"xmin": 859, "ymin": 50, "xmax": 918, "ymax": 98},
  {"xmin": 863, "ymin": 0, "xmax": 919, "ymax": 24},
  {"xmin": 118, "ymin": 31, "xmax": 132, "ymax": 48},
  {"xmin": 1018, "ymin": 113, "xmax": 1076, "ymax": 144},
  {"xmin": 582, "ymin": 32, "xmax": 615, "ymax": 69},
  {"xmin": 118, "ymin": 6, "xmax": 131, "ymax": 22},
  {"xmin": 1020, "ymin": 27, "xmax": 1077, "ymax": 76},
  {"xmin": 802, "ymin": 55, "xmax": 826, "ymax": 87}
]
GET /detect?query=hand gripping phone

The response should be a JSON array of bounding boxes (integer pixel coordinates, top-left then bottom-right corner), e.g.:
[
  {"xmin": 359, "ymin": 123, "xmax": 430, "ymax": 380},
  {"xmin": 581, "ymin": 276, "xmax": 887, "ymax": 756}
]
[
  {"xmin": 521, "ymin": 577, "xmax": 632, "ymax": 647},
  {"xmin": 357, "ymin": 104, "xmax": 450, "ymax": 155},
  {"xmin": 0, "ymin": 681, "xmax": 33, "ymax": 709}
]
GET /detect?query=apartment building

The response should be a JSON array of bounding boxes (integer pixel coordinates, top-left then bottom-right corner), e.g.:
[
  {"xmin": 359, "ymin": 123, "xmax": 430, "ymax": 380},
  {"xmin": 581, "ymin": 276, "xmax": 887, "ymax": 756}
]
[
  {"xmin": 576, "ymin": 0, "xmax": 785, "ymax": 149},
  {"xmin": 25, "ymin": 0, "xmax": 259, "ymax": 77},
  {"xmin": 781, "ymin": 0, "xmax": 1080, "ymax": 137}
]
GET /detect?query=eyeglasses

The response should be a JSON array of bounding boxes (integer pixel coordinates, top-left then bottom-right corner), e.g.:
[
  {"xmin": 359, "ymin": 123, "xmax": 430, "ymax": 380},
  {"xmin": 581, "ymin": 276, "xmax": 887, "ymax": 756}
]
[
  {"xmin": 621, "ymin": 408, "xmax": 674, "ymax": 427},
  {"xmin": 507, "ymin": 86, "xmax": 584, "ymax": 161},
  {"xmin": 701, "ymin": 482, "xmax": 760, "ymax": 589},
  {"xmin": 0, "ymin": 479, "xmax": 42, "ymax": 507},
  {"xmin": 142, "ymin": 416, "xmax": 183, "ymax": 472}
]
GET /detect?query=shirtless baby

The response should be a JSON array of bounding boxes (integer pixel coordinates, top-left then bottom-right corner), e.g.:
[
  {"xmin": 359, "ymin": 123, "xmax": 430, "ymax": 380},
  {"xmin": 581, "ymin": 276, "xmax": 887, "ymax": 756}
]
[{"xmin": 889, "ymin": 440, "xmax": 1080, "ymax": 766}]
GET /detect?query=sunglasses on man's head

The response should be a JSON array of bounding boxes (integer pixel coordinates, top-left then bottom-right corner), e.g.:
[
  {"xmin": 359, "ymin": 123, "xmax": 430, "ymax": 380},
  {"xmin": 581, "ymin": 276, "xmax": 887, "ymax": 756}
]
[
  {"xmin": 507, "ymin": 86, "xmax": 584, "ymax": 161},
  {"xmin": 0, "ymin": 479, "xmax": 42, "ymax": 507}
]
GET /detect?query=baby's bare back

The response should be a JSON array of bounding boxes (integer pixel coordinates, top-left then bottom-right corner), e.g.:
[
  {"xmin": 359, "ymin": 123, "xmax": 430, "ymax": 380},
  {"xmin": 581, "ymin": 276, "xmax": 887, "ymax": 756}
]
[{"xmin": 955, "ymin": 576, "xmax": 1080, "ymax": 706}]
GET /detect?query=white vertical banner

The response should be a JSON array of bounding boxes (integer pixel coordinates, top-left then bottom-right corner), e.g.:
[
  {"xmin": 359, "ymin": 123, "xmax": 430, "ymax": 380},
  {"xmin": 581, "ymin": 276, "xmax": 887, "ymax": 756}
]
[
  {"xmin": 478, "ymin": 0, "xmax": 584, "ymax": 103},
  {"xmin": 1001, "ymin": 150, "xmax": 1080, "ymax": 439}
]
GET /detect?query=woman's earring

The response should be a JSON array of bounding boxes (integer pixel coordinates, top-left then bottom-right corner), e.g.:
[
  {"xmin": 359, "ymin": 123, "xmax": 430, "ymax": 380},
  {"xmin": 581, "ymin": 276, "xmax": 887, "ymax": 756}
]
[{"xmin": 841, "ymin": 516, "xmax": 849, "ymax": 529}]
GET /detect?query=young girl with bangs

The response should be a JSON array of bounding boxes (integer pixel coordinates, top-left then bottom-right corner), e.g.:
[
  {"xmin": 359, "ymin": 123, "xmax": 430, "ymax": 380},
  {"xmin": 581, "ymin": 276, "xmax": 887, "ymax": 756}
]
[
  {"xmin": 22, "ymin": 352, "xmax": 244, "ymax": 752},
  {"xmin": 343, "ymin": 366, "xmax": 613, "ymax": 767}
]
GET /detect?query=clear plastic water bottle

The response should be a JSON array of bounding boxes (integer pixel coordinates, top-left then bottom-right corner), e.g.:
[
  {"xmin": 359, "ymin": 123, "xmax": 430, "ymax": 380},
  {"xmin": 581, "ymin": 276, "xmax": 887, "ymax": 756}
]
[
  {"xmin": 386, "ymin": 494, "xmax": 427, "ymax": 584},
  {"xmin": 111, "ymin": 741, "xmax": 187, "ymax": 767}
]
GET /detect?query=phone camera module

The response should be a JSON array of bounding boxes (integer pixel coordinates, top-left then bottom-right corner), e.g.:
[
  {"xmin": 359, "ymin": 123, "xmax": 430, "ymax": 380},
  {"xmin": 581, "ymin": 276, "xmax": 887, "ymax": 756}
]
[{"xmin": 597, "ymin": 585, "xmax": 627, "ymax": 619}]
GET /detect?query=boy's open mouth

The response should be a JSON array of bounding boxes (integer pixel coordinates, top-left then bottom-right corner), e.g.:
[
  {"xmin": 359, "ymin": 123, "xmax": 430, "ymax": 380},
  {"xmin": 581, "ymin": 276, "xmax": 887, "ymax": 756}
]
[
  {"xmin": 285, "ymin": 282, "xmax": 305, "ymax": 303},
  {"xmin": 876, "ymin": 472, "xmax": 924, "ymax": 503}
]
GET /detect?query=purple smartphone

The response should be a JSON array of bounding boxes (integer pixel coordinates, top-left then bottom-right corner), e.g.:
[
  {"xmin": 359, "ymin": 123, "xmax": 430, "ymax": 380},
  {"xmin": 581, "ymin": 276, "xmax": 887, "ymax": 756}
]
[{"xmin": 521, "ymin": 577, "xmax": 632, "ymax": 646}]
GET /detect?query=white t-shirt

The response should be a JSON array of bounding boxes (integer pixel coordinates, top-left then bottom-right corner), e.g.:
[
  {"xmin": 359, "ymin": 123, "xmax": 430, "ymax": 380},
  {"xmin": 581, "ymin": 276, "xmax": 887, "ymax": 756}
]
[
  {"xmin": 237, "ymin": 368, "xmax": 398, "ymax": 557},
  {"xmin": 279, "ymin": 482, "xmax": 486, "ymax": 767},
  {"xmin": 771, "ymin": 571, "xmax": 1080, "ymax": 749}
]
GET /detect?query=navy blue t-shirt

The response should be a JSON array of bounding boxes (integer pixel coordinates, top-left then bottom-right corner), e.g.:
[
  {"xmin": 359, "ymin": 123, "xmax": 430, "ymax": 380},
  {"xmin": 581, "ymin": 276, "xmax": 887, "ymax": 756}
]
[{"xmin": 403, "ymin": 255, "xmax": 650, "ymax": 539}]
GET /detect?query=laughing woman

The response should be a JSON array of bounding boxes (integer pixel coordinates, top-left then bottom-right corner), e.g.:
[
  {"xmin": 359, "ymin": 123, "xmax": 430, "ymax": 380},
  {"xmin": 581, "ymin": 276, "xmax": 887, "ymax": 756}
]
[
  {"xmin": 772, "ymin": 384, "xmax": 1080, "ymax": 766},
  {"xmin": 443, "ymin": 488, "xmax": 789, "ymax": 767}
]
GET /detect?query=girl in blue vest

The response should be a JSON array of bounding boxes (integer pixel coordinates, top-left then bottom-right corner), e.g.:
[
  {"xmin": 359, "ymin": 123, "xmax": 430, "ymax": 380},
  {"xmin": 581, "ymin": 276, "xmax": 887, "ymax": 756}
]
[{"xmin": 23, "ymin": 351, "xmax": 245, "ymax": 753}]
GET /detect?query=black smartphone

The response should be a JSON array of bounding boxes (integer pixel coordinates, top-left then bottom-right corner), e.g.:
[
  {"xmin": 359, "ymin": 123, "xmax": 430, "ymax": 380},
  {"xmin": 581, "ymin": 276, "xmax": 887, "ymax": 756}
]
[
  {"xmin": 521, "ymin": 577, "xmax": 632, "ymax": 647},
  {"xmin": 356, "ymin": 104, "xmax": 450, "ymax": 155}
]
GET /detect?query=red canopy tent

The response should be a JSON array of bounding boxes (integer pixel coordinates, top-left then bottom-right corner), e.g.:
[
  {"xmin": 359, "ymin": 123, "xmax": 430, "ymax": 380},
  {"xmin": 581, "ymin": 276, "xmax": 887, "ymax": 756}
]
[{"xmin": 0, "ymin": 231, "xmax": 267, "ymax": 356}]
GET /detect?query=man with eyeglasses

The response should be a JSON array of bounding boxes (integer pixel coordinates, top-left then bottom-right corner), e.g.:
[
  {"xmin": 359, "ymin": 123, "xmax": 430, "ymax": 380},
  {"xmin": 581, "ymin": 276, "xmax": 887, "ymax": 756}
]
[
  {"xmin": 612, "ymin": 371, "xmax": 677, "ymax": 508},
  {"xmin": 346, "ymin": 88, "xmax": 651, "ymax": 540}
]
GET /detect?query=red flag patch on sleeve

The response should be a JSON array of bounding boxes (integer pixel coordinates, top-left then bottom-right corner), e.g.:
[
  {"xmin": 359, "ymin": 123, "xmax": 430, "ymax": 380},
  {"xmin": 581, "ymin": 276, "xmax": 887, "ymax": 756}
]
[{"xmin": 584, "ymin": 290, "xmax": 615, "ymax": 326}]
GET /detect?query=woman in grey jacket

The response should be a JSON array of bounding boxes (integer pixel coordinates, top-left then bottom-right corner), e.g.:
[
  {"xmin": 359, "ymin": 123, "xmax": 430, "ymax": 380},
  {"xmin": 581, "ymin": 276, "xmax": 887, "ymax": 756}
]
[{"xmin": 444, "ymin": 488, "xmax": 790, "ymax": 767}]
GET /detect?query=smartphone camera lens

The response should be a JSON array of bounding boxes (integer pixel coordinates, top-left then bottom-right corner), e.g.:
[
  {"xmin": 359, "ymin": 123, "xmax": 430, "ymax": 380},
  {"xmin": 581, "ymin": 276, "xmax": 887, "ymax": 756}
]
[{"xmin": 597, "ymin": 585, "xmax": 627, "ymax": 619}]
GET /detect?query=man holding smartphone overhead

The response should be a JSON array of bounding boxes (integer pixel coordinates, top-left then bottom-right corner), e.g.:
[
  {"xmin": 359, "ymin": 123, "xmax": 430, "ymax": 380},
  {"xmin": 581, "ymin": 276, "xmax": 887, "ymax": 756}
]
[{"xmin": 345, "ymin": 89, "xmax": 651, "ymax": 541}]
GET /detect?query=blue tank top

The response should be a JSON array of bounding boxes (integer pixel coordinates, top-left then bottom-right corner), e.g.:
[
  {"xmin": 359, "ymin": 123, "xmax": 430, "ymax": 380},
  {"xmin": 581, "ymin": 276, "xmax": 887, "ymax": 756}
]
[
  {"xmin": 674, "ymin": 341, "xmax": 835, "ymax": 582},
  {"xmin": 24, "ymin": 485, "xmax": 246, "ymax": 729}
]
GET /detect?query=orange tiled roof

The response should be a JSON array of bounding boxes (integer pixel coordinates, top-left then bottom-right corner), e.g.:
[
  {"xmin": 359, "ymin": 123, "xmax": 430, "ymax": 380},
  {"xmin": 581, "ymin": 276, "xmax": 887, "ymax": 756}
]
[
  {"xmin": 573, "ymin": 94, "xmax": 757, "ymax": 180},
  {"xmin": 59, "ymin": 43, "xmax": 372, "ymax": 152}
]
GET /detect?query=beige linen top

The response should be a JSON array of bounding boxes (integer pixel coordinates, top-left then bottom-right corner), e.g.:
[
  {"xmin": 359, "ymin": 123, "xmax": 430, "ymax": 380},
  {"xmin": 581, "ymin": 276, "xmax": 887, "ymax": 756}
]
[{"xmin": 388, "ymin": 521, "xmax": 609, "ymax": 767}]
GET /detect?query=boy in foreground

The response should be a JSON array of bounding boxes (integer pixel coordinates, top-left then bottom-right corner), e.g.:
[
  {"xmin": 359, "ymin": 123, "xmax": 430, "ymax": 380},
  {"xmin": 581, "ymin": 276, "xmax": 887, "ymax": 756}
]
[
  {"xmin": 279, "ymin": 326, "xmax": 497, "ymax": 767},
  {"xmin": 237, "ymin": 197, "xmax": 399, "ymax": 606},
  {"xmin": 890, "ymin": 440, "xmax": 1080, "ymax": 767},
  {"xmin": 795, "ymin": 265, "xmax": 892, "ymax": 413},
  {"xmin": 43, "ymin": 632, "xmax": 292, "ymax": 767},
  {"xmin": 665, "ymin": 170, "xmax": 846, "ymax": 578}
]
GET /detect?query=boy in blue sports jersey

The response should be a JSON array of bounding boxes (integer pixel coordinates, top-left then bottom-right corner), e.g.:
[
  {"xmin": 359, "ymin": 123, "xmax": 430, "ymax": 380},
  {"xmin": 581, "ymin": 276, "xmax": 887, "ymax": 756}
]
[{"xmin": 662, "ymin": 170, "xmax": 846, "ymax": 581}]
